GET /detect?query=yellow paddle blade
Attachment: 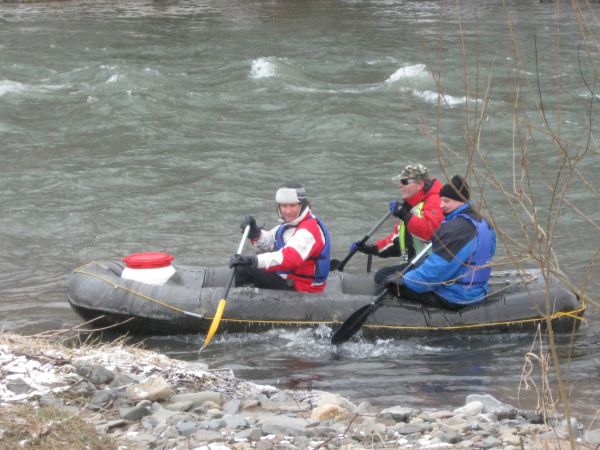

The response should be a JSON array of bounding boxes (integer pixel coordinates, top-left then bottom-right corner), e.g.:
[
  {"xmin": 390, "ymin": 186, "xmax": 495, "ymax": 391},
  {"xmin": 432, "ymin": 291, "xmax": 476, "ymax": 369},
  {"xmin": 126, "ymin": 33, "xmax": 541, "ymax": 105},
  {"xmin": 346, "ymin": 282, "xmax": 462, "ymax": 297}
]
[{"xmin": 202, "ymin": 298, "xmax": 227, "ymax": 350}]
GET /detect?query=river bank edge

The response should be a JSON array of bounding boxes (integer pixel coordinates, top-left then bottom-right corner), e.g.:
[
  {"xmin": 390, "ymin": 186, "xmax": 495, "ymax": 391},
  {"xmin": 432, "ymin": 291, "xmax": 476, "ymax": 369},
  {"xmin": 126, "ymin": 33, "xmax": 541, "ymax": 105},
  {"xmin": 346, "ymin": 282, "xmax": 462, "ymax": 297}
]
[{"xmin": 1, "ymin": 331, "xmax": 598, "ymax": 450}]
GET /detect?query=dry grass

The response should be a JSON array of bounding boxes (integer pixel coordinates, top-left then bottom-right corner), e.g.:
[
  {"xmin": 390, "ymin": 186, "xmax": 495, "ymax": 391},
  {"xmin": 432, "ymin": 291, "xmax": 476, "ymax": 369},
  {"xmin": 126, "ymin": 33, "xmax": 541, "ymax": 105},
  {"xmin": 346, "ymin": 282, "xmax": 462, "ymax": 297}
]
[{"xmin": 0, "ymin": 404, "xmax": 119, "ymax": 450}]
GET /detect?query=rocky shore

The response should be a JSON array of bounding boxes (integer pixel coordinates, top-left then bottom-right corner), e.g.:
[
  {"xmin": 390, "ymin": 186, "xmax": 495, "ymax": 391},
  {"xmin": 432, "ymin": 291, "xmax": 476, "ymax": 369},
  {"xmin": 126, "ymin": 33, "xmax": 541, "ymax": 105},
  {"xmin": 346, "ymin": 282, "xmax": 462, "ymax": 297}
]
[{"xmin": 1, "ymin": 332, "xmax": 598, "ymax": 449}]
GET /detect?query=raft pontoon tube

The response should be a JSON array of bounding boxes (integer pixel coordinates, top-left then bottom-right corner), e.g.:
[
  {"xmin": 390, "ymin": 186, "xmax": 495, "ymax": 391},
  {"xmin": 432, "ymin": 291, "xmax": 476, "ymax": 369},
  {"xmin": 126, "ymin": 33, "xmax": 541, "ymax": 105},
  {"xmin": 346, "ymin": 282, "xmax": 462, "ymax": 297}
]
[{"xmin": 67, "ymin": 259, "xmax": 584, "ymax": 338}]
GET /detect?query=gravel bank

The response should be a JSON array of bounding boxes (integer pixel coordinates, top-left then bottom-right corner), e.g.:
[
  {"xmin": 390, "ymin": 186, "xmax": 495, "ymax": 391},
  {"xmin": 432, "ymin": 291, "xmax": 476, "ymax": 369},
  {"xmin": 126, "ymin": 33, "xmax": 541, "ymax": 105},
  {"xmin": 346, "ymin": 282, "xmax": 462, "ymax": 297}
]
[{"xmin": 1, "ymin": 332, "xmax": 597, "ymax": 449}]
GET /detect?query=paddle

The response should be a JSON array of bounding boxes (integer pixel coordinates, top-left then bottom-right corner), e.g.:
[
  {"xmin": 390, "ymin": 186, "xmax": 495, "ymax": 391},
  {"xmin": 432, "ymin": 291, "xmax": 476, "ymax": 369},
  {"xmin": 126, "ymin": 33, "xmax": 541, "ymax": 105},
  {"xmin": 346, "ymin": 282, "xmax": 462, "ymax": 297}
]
[
  {"xmin": 201, "ymin": 224, "xmax": 251, "ymax": 350},
  {"xmin": 330, "ymin": 242, "xmax": 432, "ymax": 345},
  {"xmin": 331, "ymin": 210, "xmax": 392, "ymax": 272}
]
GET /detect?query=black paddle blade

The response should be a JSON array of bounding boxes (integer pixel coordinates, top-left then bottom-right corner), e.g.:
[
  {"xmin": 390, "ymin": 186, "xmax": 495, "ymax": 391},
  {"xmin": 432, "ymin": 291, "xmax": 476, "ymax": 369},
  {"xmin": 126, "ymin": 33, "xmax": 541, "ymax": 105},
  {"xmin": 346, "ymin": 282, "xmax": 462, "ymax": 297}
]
[{"xmin": 331, "ymin": 303, "xmax": 375, "ymax": 345}]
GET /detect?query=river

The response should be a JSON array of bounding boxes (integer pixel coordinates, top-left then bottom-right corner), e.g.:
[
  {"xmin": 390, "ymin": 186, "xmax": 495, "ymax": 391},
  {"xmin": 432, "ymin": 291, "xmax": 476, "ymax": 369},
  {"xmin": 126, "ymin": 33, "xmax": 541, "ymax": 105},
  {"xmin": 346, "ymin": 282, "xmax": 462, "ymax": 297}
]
[{"xmin": 1, "ymin": 0, "xmax": 599, "ymax": 418}]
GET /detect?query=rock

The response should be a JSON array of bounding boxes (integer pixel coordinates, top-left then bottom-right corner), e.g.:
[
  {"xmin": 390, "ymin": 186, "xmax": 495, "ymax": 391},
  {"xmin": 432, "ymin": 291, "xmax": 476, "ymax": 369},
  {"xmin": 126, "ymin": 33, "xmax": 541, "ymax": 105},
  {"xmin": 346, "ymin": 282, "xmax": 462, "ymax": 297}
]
[
  {"xmin": 453, "ymin": 401, "xmax": 483, "ymax": 417},
  {"xmin": 480, "ymin": 435, "xmax": 502, "ymax": 448},
  {"xmin": 223, "ymin": 398, "xmax": 241, "ymax": 414},
  {"xmin": 394, "ymin": 423, "xmax": 429, "ymax": 435},
  {"xmin": 518, "ymin": 409, "xmax": 544, "ymax": 424},
  {"xmin": 126, "ymin": 375, "xmax": 173, "ymax": 402},
  {"xmin": 96, "ymin": 419, "xmax": 128, "ymax": 432},
  {"xmin": 355, "ymin": 419, "xmax": 386, "ymax": 436},
  {"xmin": 164, "ymin": 400, "xmax": 193, "ymax": 412},
  {"xmin": 109, "ymin": 368, "xmax": 139, "ymax": 388},
  {"xmin": 235, "ymin": 427, "xmax": 262, "ymax": 441},
  {"xmin": 119, "ymin": 400, "xmax": 152, "ymax": 421},
  {"xmin": 74, "ymin": 362, "xmax": 115, "ymax": 386},
  {"xmin": 585, "ymin": 428, "xmax": 600, "ymax": 444},
  {"xmin": 260, "ymin": 416, "xmax": 310, "ymax": 436},
  {"xmin": 466, "ymin": 394, "xmax": 517, "ymax": 419},
  {"xmin": 88, "ymin": 389, "xmax": 118, "ymax": 410},
  {"xmin": 223, "ymin": 414, "xmax": 249, "ymax": 430},
  {"xmin": 353, "ymin": 400, "xmax": 378, "ymax": 415},
  {"xmin": 207, "ymin": 408, "xmax": 223, "ymax": 418},
  {"xmin": 310, "ymin": 403, "xmax": 351, "ymax": 421},
  {"xmin": 190, "ymin": 429, "xmax": 225, "ymax": 444},
  {"xmin": 379, "ymin": 406, "xmax": 413, "ymax": 422},
  {"xmin": 38, "ymin": 394, "xmax": 64, "ymax": 408},
  {"xmin": 169, "ymin": 391, "xmax": 224, "ymax": 407},
  {"xmin": 175, "ymin": 419, "xmax": 202, "ymax": 436},
  {"xmin": 6, "ymin": 377, "xmax": 32, "ymax": 395}
]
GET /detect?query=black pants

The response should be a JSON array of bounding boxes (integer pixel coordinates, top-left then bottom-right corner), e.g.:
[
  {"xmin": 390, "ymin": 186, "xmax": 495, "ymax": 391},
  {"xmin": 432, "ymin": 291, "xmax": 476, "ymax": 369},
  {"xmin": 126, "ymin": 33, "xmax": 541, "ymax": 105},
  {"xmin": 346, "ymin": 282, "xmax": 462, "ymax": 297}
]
[
  {"xmin": 234, "ymin": 266, "xmax": 295, "ymax": 291},
  {"xmin": 375, "ymin": 264, "xmax": 463, "ymax": 311}
]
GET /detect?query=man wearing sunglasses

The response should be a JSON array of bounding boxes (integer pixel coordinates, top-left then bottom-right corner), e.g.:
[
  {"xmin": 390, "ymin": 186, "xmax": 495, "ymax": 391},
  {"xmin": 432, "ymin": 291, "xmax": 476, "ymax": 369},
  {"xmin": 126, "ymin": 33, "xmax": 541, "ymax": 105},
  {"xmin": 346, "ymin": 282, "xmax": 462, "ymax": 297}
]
[
  {"xmin": 349, "ymin": 163, "xmax": 444, "ymax": 284},
  {"xmin": 383, "ymin": 175, "xmax": 496, "ymax": 309}
]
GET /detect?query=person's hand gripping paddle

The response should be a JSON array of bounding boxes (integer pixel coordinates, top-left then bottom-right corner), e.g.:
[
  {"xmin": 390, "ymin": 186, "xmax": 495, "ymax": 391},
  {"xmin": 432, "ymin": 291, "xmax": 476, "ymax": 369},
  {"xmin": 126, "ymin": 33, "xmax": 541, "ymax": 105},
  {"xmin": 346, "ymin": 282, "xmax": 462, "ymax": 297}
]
[
  {"xmin": 201, "ymin": 225, "xmax": 251, "ymax": 350},
  {"xmin": 331, "ymin": 211, "xmax": 391, "ymax": 272}
]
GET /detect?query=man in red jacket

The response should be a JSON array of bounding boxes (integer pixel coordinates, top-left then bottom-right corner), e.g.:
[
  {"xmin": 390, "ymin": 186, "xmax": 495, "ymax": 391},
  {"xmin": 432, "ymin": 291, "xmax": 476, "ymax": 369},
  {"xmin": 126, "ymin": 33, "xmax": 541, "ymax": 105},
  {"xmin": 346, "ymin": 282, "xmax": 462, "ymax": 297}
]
[
  {"xmin": 349, "ymin": 163, "xmax": 444, "ymax": 284},
  {"xmin": 229, "ymin": 183, "xmax": 331, "ymax": 293}
]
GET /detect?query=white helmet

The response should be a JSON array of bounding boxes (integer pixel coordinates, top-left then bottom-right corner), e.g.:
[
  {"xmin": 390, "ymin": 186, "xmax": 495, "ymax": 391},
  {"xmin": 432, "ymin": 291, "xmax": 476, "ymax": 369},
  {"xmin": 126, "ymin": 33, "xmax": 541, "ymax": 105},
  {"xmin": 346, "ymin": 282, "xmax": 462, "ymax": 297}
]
[{"xmin": 275, "ymin": 182, "xmax": 308, "ymax": 216}]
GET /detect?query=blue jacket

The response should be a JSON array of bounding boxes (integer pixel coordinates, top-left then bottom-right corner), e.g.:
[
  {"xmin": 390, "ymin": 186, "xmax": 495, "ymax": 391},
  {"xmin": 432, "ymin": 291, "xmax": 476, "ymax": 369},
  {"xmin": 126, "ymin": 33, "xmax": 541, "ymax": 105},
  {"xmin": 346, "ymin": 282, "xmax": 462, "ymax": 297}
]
[{"xmin": 403, "ymin": 203, "xmax": 496, "ymax": 306}]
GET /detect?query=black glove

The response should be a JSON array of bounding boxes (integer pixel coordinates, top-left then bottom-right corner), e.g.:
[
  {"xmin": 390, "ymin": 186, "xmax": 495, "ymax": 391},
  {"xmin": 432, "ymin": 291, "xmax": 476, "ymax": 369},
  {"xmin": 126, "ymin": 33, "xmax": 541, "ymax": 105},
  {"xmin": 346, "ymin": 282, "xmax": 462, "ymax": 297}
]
[
  {"xmin": 229, "ymin": 254, "xmax": 258, "ymax": 269},
  {"xmin": 384, "ymin": 273, "xmax": 404, "ymax": 290},
  {"xmin": 349, "ymin": 241, "xmax": 379, "ymax": 255},
  {"xmin": 240, "ymin": 215, "xmax": 262, "ymax": 240},
  {"xmin": 392, "ymin": 202, "xmax": 412, "ymax": 222}
]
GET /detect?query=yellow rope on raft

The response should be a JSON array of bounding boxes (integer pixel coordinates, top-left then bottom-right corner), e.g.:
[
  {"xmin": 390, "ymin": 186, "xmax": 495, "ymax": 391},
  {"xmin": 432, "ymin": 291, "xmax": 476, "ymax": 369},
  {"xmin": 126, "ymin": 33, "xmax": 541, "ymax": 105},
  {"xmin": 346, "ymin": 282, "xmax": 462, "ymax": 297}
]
[
  {"xmin": 73, "ymin": 264, "xmax": 585, "ymax": 331},
  {"xmin": 74, "ymin": 265, "xmax": 204, "ymax": 319}
]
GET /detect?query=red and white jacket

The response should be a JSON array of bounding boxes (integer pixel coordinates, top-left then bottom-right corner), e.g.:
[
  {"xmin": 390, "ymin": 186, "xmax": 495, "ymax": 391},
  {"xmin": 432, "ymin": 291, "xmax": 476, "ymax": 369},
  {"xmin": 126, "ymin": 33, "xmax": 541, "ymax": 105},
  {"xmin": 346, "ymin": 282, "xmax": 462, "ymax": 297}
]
[
  {"xmin": 376, "ymin": 179, "xmax": 444, "ymax": 257},
  {"xmin": 252, "ymin": 207, "xmax": 328, "ymax": 293}
]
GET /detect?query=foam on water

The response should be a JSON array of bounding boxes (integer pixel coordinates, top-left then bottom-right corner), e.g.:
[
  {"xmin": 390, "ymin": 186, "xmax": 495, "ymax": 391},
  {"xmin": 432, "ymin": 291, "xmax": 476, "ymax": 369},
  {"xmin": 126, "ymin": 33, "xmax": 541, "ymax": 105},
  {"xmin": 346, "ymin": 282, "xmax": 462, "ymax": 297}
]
[
  {"xmin": 0, "ymin": 80, "xmax": 27, "ymax": 96},
  {"xmin": 410, "ymin": 88, "xmax": 480, "ymax": 107},
  {"xmin": 249, "ymin": 57, "xmax": 278, "ymax": 79},
  {"xmin": 385, "ymin": 63, "xmax": 428, "ymax": 83}
]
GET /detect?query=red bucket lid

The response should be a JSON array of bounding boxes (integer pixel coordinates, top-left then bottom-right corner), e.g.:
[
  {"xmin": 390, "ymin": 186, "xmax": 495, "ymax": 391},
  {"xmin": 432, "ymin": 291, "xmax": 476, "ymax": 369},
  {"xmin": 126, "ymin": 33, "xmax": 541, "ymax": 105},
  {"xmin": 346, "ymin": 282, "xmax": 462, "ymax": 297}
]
[{"xmin": 123, "ymin": 252, "xmax": 174, "ymax": 269}]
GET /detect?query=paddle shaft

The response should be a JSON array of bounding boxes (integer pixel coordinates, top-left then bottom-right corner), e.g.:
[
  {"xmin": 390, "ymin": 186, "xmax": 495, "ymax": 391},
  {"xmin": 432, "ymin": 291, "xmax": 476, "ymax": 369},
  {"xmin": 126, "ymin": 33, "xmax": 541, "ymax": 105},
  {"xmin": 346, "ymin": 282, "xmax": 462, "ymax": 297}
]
[
  {"xmin": 222, "ymin": 224, "xmax": 251, "ymax": 299},
  {"xmin": 201, "ymin": 225, "xmax": 251, "ymax": 350},
  {"xmin": 336, "ymin": 210, "xmax": 392, "ymax": 272},
  {"xmin": 331, "ymin": 242, "xmax": 432, "ymax": 344}
]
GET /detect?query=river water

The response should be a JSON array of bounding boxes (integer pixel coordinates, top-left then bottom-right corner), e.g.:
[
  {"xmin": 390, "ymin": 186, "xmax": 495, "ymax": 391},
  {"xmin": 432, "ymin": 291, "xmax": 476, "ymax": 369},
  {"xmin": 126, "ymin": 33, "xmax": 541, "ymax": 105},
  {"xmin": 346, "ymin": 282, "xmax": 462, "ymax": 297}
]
[{"xmin": 1, "ymin": 0, "xmax": 599, "ymax": 418}]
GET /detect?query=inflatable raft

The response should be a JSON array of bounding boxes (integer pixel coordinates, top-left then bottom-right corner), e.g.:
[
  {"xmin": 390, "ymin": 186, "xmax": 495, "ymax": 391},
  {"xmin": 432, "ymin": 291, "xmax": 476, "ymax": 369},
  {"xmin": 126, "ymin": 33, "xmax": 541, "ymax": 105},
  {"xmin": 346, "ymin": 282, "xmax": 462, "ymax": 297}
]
[{"xmin": 66, "ymin": 258, "xmax": 584, "ymax": 339}]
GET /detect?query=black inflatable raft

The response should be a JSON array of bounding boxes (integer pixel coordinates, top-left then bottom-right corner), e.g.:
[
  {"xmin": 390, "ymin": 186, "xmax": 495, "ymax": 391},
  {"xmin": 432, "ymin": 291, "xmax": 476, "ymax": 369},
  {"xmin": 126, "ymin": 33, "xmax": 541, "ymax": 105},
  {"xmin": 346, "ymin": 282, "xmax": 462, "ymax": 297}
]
[{"xmin": 66, "ymin": 260, "xmax": 584, "ymax": 339}]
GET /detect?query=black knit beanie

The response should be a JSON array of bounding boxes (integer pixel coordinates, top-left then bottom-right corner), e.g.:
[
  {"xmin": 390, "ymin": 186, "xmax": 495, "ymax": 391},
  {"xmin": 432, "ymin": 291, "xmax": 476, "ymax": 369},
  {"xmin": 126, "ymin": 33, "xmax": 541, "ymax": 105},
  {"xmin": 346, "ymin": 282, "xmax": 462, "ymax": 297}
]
[{"xmin": 439, "ymin": 175, "xmax": 470, "ymax": 201}]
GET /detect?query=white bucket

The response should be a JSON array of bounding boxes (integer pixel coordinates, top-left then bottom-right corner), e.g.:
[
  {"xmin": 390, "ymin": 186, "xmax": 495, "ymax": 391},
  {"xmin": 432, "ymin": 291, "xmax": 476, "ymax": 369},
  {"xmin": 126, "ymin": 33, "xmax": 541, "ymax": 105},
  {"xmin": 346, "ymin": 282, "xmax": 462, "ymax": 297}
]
[
  {"xmin": 121, "ymin": 252, "xmax": 175, "ymax": 285},
  {"xmin": 121, "ymin": 265, "xmax": 175, "ymax": 285}
]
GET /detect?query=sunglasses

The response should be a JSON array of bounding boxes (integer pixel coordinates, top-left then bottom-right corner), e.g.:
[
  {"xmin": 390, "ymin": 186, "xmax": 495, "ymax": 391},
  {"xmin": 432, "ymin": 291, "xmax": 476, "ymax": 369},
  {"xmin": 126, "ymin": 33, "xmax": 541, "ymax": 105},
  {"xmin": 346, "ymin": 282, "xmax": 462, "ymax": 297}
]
[{"xmin": 399, "ymin": 178, "xmax": 415, "ymax": 185}]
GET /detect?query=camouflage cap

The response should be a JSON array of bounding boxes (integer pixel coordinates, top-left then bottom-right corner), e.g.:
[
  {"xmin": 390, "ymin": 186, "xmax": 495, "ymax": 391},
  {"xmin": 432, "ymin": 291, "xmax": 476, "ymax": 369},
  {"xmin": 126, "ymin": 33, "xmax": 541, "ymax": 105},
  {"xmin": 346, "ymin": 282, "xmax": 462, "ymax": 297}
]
[{"xmin": 392, "ymin": 163, "xmax": 430, "ymax": 181}]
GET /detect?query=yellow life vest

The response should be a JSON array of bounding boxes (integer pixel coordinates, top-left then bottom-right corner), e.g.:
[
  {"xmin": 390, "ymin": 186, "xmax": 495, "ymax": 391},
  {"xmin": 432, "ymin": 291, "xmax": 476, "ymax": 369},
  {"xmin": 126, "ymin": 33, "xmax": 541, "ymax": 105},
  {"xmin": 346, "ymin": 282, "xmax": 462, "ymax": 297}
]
[{"xmin": 398, "ymin": 201, "xmax": 429, "ymax": 256}]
